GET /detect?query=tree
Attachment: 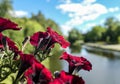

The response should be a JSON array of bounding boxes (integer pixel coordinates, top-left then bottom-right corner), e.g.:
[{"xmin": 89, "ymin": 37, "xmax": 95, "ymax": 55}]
[
  {"xmin": 68, "ymin": 29, "xmax": 83, "ymax": 44},
  {"xmin": 84, "ymin": 26, "xmax": 106, "ymax": 42},
  {"xmin": 0, "ymin": 0, "xmax": 13, "ymax": 17},
  {"xmin": 31, "ymin": 11, "xmax": 62, "ymax": 34},
  {"xmin": 68, "ymin": 29, "xmax": 83, "ymax": 52},
  {"xmin": 104, "ymin": 17, "xmax": 120, "ymax": 43},
  {"xmin": 31, "ymin": 11, "xmax": 46, "ymax": 28},
  {"xmin": 46, "ymin": 19, "xmax": 61, "ymax": 34}
]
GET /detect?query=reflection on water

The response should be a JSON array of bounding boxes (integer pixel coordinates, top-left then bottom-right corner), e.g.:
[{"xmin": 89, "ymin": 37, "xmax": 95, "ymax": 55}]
[
  {"xmin": 70, "ymin": 44, "xmax": 82, "ymax": 53},
  {"xmin": 83, "ymin": 46, "xmax": 120, "ymax": 60},
  {"xmin": 62, "ymin": 47, "xmax": 120, "ymax": 84}
]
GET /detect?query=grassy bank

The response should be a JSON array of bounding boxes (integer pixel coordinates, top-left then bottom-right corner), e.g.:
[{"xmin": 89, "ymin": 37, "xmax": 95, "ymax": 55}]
[{"xmin": 84, "ymin": 43, "xmax": 120, "ymax": 52}]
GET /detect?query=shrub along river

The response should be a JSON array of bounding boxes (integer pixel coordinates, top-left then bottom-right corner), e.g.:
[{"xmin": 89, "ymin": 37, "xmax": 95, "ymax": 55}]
[{"xmin": 61, "ymin": 46, "xmax": 120, "ymax": 84}]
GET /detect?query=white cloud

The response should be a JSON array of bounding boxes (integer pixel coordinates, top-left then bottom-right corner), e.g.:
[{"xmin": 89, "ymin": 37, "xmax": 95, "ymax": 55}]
[
  {"xmin": 60, "ymin": 24, "xmax": 72, "ymax": 36},
  {"xmin": 56, "ymin": 0, "xmax": 120, "ymax": 34},
  {"xmin": 9, "ymin": 10, "xmax": 28, "ymax": 17},
  {"xmin": 57, "ymin": 1, "xmax": 108, "ymax": 24},
  {"xmin": 109, "ymin": 7, "xmax": 119, "ymax": 12},
  {"xmin": 82, "ymin": 0, "xmax": 96, "ymax": 4}
]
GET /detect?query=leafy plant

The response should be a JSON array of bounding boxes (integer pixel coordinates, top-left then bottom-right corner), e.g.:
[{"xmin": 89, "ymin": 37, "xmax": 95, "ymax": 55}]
[{"xmin": 0, "ymin": 17, "xmax": 92, "ymax": 84}]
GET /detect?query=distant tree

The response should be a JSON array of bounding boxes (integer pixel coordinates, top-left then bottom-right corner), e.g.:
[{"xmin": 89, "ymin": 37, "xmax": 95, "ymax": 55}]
[
  {"xmin": 84, "ymin": 26, "xmax": 106, "ymax": 42},
  {"xmin": 105, "ymin": 17, "xmax": 119, "ymax": 29},
  {"xmin": 46, "ymin": 19, "xmax": 61, "ymax": 34},
  {"xmin": 115, "ymin": 25, "xmax": 120, "ymax": 43},
  {"xmin": 22, "ymin": 19, "xmax": 44, "ymax": 37},
  {"xmin": 104, "ymin": 17, "xmax": 120, "ymax": 43},
  {"xmin": 68, "ymin": 29, "xmax": 83, "ymax": 44},
  {"xmin": 31, "ymin": 11, "xmax": 62, "ymax": 34},
  {"xmin": 31, "ymin": 11, "xmax": 46, "ymax": 28},
  {"xmin": 68, "ymin": 29, "xmax": 83, "ymax": 52},
  {"xmin": 0, "ymin": 0, "xmax": 13, "ymax": 17}
]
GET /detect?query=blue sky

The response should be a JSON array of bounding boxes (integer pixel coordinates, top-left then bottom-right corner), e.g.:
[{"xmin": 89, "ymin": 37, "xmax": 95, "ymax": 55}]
[{"xmin": 12, "ymin": 0, "xmax": 120, "ymax": 35}]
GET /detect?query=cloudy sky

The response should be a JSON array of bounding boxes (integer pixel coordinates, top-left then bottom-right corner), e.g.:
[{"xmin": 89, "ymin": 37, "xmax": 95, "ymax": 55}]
[{"xmin": 12, "ymin": 0, "xmax": 120, "ymax": 35}]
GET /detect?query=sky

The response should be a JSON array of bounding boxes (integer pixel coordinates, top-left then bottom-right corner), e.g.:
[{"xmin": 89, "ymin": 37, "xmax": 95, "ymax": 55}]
[{"xmin": 12, "ymin": 0, "xmax": 120, "ymax": 35}]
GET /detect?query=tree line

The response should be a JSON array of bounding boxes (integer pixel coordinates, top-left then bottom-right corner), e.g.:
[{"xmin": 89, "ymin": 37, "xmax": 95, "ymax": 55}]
[
  {"xmin": 84, "ymin": 17, "xmax": 120, "ymax": 44},
  {"xmin": 68, "ymin": 17, "xmax": 120, "ymax": 45}
]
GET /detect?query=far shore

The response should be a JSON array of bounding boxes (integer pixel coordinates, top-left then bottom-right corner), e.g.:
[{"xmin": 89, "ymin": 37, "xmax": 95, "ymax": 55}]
[{"xmin": 83, "ymin": 43, "xmax": 120, "ymax": 52}]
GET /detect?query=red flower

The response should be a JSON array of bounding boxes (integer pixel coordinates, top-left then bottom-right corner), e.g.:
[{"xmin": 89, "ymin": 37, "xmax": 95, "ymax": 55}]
[
  {"xmin": 16, "ymin": 53, "xmax": 38, "ymax": 79},
  {"xmin": 30, "ymin": 27, "xmax": 70, "ymax": 51},
  {"xmin": 19, "ymin": 53, "xmax": 38, "ymax": 66},
  {"xmin": 60, "ymin": 52, "xmax": 92, "ymax": 74},
  {"xmin": 0, "ymin": 17, "xmax": 21, "ymax": 32},
  {"xmin": 6, "ymin": 37, "xmax": 19, "ymax": 51},
  {"xmin": 50, "ymin": 70, "xmax": 85, "ymax": 84},
  {"xmin": 30, "ymin": 31, "xmax": 49, "ymax": 50},
  {"xmin": 0, "ymin": 33, "xmax": 4, "ymax": 49},
  {"xmin": 0, "ymin": 33, "xmax": 19, "ymax": 55},
  {"xmin": 25, "ymin": 62, "xmax": 53, "ymax": 84},
  {"xmin": 46, "ymin": 27, "xmax": 70, "ymax": 48}
]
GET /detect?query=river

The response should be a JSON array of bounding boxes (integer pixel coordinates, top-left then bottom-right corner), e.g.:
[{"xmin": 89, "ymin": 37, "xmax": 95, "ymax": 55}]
[{"xmin": 61, "ymin": 47, "xmax": 120, "ymax": 84}]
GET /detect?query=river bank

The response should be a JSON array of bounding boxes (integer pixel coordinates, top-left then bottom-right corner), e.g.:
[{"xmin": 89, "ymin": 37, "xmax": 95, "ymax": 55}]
[
  {"xmin": 84, "ymin": 43, "xmax": 120, "ymax": 52},
  {"xmin": 82, "ymin": 43, "xmax": 120, "ymax": 58}
]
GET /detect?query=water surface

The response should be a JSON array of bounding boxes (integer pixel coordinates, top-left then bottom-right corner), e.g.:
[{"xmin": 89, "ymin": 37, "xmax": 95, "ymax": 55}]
[{"xmin": 62, "ymin": 47, "xmax": 120, "ymax": 84}]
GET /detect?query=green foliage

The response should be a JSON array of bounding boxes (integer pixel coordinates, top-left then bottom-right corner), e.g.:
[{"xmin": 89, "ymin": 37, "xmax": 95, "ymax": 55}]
[
  {"xmin": 0, "ymin": 0, "xmax": 12, "ymax": 17},
  {"xmin": 68, "ymin": 29, "xmax": 83, "ymax": 52},
  {"xmin": 104, "ymin": 17, "xmax": 120, "ymax": 43},
  {"xmin": 42, "ymin": 44, "xmax": 62, "ymax": 73},
  {"xmin": 84, "ymin": 17, "xmax": 120, "ymax": 44},
  {"xmin": 31, "ymin": 12, "xmax": 62, "ymax": 34},
  {"xmin": 68, "ymin": 29, "xmax": 83, "ymax": 44},
  {"xmin": 22, "ymin": 19, "xmax": 44, "ymax": 36},
  {"xmin": 0, "ymin": 49, "xmax": 19, "ymax": 83},
  {"xmin": 70, "ymin": 41, "xmax": 82, "ymax": 53},
  {"xmin": 84, "ymin": 26, "xmax": 106, "ymax": 42},
  {"xmin": 117, "ymin": 36, "xmax": 120, "ymax": 44},
  {"xmin": 31, "ymin": 11, "xmax": 46, "ymax": 28}
]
